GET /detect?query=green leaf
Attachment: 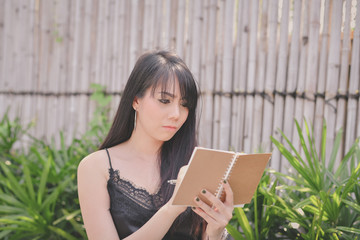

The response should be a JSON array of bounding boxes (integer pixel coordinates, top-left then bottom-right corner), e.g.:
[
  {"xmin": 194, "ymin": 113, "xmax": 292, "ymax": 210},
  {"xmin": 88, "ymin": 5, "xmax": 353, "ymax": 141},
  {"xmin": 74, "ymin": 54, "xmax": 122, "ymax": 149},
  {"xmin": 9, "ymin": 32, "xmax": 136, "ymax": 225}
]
[
  {"xmin": 328, "ymin": 128, "xmax": 343, "ymax": 173},
  {"xmin": 0, "ymin": 193, "xmax": 25, "ymax": 208},
  {"xmin": 0, "ymin": 162, "xmax": 29, "ymax": 203},
  {"xmin": 226, "ymin": 223, "xmax": 246, "ymax": 240},
  {"xmin": 0, "ymin": 229, "xmax": 11, "ymax": 239},
  {"xmin": 234, "ymin": 207, "xmax": 255, "ymax": 240},
  {"xmin": 20, "ymin": 155, "xmax": 36, "ymax": 202},
  {"xmin": 61, "ymin": 209, "xmax": 87, "ymax": 239},
  {"xmin": 37, "ymin": 154, "xmax": 52, "ymax": 205},
  {"xmin": 0, "ymin": 205, "xmax": 26, "ymax": 214},
  {"xmin": 48, "ymin": 226, "xmax": 78, "ymax": 240},
  {"xmin": 336, "ymin": 226, "xmax": 360, "ymax": 235},
  {"xmin": 342, "ymin": 199, "xmax": 360, "ymax": 213},
  {"xmin": 295, "ymin": 120, "xmax": 312, "ymax": 173},
  {"xmin": 41, "ymin": 177, "xmax": 72, "ymax": 211},
  {"xmin": 321, "ymin": 119, "xmax": 327, "ymax": 166}
]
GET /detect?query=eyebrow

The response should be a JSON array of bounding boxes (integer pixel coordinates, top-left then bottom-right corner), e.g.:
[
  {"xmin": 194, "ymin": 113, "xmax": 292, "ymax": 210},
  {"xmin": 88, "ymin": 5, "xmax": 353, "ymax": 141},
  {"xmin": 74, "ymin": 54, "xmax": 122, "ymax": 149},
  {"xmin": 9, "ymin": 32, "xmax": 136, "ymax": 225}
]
[{"xmin": 158, "ymin": 91, "xmax": 176, "ymax": 98}]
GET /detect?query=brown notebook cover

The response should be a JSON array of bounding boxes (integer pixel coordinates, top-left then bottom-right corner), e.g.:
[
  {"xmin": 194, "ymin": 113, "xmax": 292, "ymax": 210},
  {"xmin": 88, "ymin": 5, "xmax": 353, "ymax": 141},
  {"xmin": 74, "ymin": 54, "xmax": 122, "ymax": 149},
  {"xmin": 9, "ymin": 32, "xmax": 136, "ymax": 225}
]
[{"xmin": 171, "ymin": 147, "xmax": 272, "ymax": 206}]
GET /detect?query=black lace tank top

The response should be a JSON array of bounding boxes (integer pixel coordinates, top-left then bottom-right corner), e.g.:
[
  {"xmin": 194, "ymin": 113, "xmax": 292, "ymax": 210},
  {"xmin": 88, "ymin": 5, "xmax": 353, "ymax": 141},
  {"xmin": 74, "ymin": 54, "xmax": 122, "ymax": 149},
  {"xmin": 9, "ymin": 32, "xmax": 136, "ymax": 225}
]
[{"xmin": 105, "ymin": 149, "xmax": 202, "ymax": 240}]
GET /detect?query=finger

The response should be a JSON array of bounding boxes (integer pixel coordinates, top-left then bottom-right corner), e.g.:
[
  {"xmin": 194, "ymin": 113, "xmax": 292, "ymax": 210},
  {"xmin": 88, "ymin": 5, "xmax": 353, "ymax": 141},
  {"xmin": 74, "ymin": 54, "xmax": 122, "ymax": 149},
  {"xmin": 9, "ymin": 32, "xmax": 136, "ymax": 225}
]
[
  {"xmin": 200, "ymin": 189, "xmax": 227, "ymax": 214},
  {"xmin": 191, "ymin": 205, "xmax": 218, "ymax": 226},
  {"xmin": 193, "ymin": 196, "xmax": 228, "ymax": 224},
  {"xmin": 223, "ymin": 180, "xmax": 234, "ymax": 206}
]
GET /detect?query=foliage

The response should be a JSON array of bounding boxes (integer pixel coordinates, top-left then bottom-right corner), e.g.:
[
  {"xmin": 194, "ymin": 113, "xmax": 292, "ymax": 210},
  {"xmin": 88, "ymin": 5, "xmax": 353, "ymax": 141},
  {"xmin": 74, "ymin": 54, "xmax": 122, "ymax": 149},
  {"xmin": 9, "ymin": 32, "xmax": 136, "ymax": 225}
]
[
  {"xmin": 0, "ymin": 108, "xmax": 33, "ymax": 159},
  {"xmin": 0, "ymin": 84, "xmax": 112, "ymax": 239},
  {"xmin": 227, "ymin": 119, "xmax": 360, "ymax": 240},
  {"xmin": 1, "ymin": 86, "xmax": 359, "ymax": 239}
]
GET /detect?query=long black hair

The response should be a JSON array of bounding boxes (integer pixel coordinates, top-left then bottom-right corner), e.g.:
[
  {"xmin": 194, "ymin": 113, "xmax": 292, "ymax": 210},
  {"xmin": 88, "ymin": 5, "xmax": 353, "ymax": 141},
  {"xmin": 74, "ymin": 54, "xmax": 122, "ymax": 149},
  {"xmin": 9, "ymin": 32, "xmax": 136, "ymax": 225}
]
[{"xmin": 99, "ymin": 50, "xmax": 203, "ymax": 235}]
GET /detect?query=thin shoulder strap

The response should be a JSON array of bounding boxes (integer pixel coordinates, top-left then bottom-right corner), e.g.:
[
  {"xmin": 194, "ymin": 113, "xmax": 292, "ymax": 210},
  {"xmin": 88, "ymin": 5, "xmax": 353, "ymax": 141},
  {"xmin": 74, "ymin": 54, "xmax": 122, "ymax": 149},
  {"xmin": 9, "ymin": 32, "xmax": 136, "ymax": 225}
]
[{"xmin": 105, "ymin": 148, "xmax": 113, "ymax": 170}]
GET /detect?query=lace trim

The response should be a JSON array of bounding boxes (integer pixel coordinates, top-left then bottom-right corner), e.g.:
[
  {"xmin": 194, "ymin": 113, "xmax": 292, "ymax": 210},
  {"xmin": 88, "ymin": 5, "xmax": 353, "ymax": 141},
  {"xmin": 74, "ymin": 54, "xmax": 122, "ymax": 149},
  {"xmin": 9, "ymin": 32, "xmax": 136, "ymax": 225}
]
[{"xmin": 108, "ymin": 168, "xmax": 164, "ymax": 210}]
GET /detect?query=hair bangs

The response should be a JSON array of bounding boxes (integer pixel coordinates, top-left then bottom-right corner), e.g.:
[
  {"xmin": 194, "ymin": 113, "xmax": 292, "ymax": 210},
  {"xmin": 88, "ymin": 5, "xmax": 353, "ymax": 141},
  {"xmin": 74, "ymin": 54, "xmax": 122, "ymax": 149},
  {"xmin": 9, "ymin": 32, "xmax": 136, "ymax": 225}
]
[{"xmin": 149, "ymin": 66, "xmax": 198, "ymax": 110}]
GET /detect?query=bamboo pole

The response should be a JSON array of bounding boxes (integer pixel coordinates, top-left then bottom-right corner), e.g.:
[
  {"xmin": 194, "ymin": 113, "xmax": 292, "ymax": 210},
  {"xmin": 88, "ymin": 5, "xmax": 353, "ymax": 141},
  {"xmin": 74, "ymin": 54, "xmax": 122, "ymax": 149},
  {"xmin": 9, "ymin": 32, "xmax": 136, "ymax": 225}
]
[
  {"xmin": 232, "ymin": 0, "xmax": 249, "ymax": 152},
  {"xmin": 161, "ymin": 0, "xmax": 171, "ymax": 49},
  {"xmin": 47, "ymin": 0, "xmax": 69, "ymax": 146},
  {"xmin": 251, "ymin": 0, "xmax": 268, "ymax": 153},
  {"xmin": 292, "ymin": 0, "xmax": 309, "ymax": 153},
  {"xmin": 281, "ymin": 0, "xmax": 301, "ymax": 174},
  {"xmin": 243, "ymin": 0, "xmax": 259, "ymax": 153},
  {"xmin": 121, "ymin": 0, "xmax": 131, "ymax": 92},
  {"xmin": 198, "ymin": 0, "xmax": 216, "ymax": 148},
  {"xmin": 324, "ymin": 0, "xmax": 342, "ymax": 166},
  {"xmin": 23, "ymin": 0, "xmax": 37, "ymax": 146},
  {"xmin": 199, "ymin": 0, "xmax": 208, "ymax": 90},
  {"xmin": 104, "ymin": 0, "xmax": 118, "ymax": 120},
  {"xmin": 303, "ymin": 0, "xmax": 321, "ymax": 128},
  {"xmin": 261, "ymin": 0, "xmax": 277, "ymax": 154},
  {"xmin": 272, "ymin": 0, "xmax": 290, "ymax": 171},
  {"xmin": 313, "ymin": 0, "xmax": 330, "ymax": 156},
  {"xmin": 190, "ymin": 0, "xmax": 202, "ymax": 82},
  {"xmin": 212, "ymin": 0, "xmax": 225, "ymax": 149},
  {"xmin": 66, "ymin": 0, "xmax": 83, "ymax": 143},
  {"xmin": 219, "ymin": 0, "xmax": 234, "ymax": 150},
  {"xmin": 82, "ymin": 0, "xmax": 97, "ymax": 137},
  {"xmin": 169, "ymin": 0, "xmax": 177, "ymax": 50},
  {"xmin": 230, "ymin": 0, "xmax": 244, "ymax": 152},
  {"xmin": 37, "ymin": 0, "xmax": 57, "ymax": 140},
  {"xmin": 142, "ymin": 0, "xmax": 152, "ymax": 52},
  {"xmin": 55, "ymin": 0, "xmax": 70, "ymax": 147},
  {"xmin": 0, "ymin": 0, "xmax": 5, "ymax": 118},
  {"xmin": 129, "ymin": 0, "xmax": 139, "ymax": 73},
  {"xmin": 175, "ymin": 0, "xmax": 186, "ymax": 57},
  {"xmin": 336, "ymin": 0, "xmax": 352, "ymax": 157},
  {"xmin": 345, "ymin": 5, "xmax": 360, "ymax": 152},
  {"xmin": 109, "ymin": 0, "xmax": 123, "ymax": 113},
  {"xmin": 3, "ymin": 0, "xmax": 17, "ymax": 122},
  {"xmin": 9, "ymin": 0, "xmax": 35, "ymax": 147}
]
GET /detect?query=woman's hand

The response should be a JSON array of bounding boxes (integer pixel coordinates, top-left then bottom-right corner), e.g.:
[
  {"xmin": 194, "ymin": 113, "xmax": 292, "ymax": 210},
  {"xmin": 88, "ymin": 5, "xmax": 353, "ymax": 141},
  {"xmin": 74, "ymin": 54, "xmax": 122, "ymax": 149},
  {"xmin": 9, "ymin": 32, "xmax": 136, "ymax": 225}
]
[
  {"xmin": 166, "ymin": 165, "xmax": 189, "ymax": 215},
  {"xmin": 192, "ymin": 180, "xmax": 234, "ymax": 240}
]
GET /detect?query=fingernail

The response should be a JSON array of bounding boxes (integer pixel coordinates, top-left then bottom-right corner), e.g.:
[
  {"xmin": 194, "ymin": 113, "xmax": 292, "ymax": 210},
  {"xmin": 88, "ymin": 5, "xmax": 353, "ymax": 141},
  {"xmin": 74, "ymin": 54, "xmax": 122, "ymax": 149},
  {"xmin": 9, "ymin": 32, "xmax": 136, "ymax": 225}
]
[
  {"xmin": 195, "ymin": 197, "xmax": 200, "ymax": 202},
  {"xmin": 192, "ymin": 206, "xmax": 196, "ymax": 210},
  {"xmin": 201, "ymin": 189, "xmax": 206, "ymax": 194},
  {"xmin": 223, "ymin": 180, "xmax": 227, "ymax": 184}
]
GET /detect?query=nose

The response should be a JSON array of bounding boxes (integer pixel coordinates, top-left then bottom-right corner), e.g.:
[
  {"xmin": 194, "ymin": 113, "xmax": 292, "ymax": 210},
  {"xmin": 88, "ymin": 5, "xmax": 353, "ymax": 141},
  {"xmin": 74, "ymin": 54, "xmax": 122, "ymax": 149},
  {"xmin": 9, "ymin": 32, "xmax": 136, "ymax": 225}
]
[{"xmin": 169, "ymin": 104, "xmax": 180, "ymax": 120}]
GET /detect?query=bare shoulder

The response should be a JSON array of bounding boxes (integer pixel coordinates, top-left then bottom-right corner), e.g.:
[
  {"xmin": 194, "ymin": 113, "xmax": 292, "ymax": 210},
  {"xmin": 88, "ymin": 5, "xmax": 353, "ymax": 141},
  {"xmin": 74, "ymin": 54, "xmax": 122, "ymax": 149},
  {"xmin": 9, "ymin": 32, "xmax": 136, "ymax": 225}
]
[{"xmin": 78, "ymin": 149, "xmax": 110, "ymax": 180}]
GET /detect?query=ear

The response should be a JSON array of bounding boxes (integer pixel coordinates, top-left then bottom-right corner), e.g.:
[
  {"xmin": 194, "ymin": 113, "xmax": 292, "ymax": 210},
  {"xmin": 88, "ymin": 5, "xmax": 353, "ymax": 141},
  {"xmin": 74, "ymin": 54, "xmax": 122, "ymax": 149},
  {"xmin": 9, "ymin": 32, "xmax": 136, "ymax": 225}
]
[{"xmin": 132, "ymin": 96, "xmax": 139, "ymax": 110}]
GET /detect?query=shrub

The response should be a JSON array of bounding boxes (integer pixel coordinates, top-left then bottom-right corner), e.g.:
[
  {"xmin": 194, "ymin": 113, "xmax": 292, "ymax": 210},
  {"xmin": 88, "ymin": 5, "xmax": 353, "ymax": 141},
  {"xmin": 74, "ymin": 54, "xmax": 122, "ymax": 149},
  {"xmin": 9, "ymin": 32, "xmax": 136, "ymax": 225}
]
[{"xmin": 0, "ymin": 84, "xmax": 111, "ymax": 239}]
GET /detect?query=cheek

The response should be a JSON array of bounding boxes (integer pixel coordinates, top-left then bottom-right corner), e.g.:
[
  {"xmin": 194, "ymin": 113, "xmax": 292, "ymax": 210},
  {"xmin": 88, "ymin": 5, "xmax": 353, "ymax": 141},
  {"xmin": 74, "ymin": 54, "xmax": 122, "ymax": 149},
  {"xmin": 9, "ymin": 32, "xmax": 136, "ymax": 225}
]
[{"xmin": 181, "ymin": 108, "xmax": 189, "ymax": 122}]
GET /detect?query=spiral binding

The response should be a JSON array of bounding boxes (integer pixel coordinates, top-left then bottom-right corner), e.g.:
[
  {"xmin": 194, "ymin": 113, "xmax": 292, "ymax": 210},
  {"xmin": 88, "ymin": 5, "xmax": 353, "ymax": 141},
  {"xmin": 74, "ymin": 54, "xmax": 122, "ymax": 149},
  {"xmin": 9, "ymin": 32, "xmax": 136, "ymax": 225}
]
[{"xmin": 215, "ymin": 153, "xmax": 240, "ymax": 199}]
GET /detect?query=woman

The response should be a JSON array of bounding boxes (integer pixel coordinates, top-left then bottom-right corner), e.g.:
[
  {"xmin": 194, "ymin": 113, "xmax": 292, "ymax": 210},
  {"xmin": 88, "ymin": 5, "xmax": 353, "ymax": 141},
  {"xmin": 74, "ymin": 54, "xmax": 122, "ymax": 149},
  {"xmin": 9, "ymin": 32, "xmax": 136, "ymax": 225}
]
[{"xmin": 77, "ymin": 50, "xmax": 234, "ymax": 239}]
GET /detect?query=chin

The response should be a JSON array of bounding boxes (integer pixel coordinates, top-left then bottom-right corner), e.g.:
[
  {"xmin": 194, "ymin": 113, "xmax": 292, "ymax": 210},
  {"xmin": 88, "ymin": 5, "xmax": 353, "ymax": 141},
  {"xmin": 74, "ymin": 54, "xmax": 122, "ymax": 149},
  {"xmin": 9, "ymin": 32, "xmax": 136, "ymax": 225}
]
[{"xmin": 158, "ymin": 134, "xmax": 176, "ymax": 142}]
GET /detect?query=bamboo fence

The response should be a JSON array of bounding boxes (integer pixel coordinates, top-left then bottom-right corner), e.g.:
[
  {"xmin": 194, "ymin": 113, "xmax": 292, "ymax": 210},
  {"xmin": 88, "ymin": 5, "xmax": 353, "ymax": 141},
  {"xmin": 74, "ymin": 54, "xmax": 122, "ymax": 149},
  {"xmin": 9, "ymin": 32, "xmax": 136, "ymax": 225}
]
[{"xmin": 0, "ymin": 0, "xmax": 359, "ymax": 172}]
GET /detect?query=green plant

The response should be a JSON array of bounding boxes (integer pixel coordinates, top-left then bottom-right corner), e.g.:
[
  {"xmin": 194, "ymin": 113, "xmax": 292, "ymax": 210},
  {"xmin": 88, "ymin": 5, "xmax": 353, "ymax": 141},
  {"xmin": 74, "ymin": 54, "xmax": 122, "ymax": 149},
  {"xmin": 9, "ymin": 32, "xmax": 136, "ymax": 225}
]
[
  {"xmin": 270, "ymin": 120, "xmax": 360, "ymax": 240},
  {"xmin": 0, "ymin": 84, "xmax": 113, "ymax": 239},
  {"xmin": 227, "ymin": 120, "xmax": 360, "ymax": 240},
  {"xmin": 85, "ymin": 83, "xmax": 112, "ymax": 144},
  {"xmin": 0, "ymin": 128, "xmax": 94, "ymax": 239},
  {"xmin": 0, "ymin": 109, "xmax": 33, "ymax": 158}
]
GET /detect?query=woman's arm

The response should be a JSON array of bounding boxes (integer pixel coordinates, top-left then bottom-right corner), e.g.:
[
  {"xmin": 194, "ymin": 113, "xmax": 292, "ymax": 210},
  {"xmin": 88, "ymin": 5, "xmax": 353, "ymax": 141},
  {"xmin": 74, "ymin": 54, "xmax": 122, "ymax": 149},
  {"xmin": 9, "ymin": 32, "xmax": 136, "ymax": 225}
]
[
  {"xmin": 77, "ymin": 153, "xmax": 120, "ymax": 239},
  {"xmin": 78, "ymin": 153, "xmax": 188, "ymax": 240}
]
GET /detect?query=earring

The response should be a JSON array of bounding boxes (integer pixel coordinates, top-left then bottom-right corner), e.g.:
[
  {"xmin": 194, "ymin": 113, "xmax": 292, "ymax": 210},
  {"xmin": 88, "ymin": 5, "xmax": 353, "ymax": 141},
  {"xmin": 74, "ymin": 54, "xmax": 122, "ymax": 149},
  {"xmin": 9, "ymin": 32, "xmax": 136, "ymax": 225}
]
[{"xmin": 134, "ymin": 110, "xmax": 137, "ymax": 130}]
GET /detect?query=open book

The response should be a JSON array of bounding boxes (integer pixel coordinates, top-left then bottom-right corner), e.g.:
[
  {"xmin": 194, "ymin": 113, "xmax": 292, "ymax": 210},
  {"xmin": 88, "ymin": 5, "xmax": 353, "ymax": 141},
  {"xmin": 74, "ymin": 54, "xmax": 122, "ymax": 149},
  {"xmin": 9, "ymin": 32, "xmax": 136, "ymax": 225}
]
[{"xmin": 172, "ymin": 147, "xmax": 272, "ymax": 206}]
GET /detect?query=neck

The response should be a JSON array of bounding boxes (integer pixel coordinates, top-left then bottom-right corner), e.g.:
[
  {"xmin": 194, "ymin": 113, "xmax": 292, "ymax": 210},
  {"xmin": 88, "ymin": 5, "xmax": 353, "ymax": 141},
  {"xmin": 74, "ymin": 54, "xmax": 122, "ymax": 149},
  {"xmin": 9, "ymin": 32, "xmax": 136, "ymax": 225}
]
[{"xmin": 125, "ymin": 129, "xmax": 163, "ymax": 162}]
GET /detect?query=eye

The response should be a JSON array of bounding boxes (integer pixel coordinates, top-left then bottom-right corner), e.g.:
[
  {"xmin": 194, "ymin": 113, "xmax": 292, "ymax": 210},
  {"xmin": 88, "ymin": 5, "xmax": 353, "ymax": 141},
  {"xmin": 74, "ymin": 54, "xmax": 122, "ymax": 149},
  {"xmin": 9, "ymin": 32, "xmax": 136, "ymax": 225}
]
[
  {"xmin": 159, "ymin": 99, "xmax": 170, "ymax": 104},
  {"xmin": 181, "ymin": 101, "xmax": 189, "ymax": 108}
]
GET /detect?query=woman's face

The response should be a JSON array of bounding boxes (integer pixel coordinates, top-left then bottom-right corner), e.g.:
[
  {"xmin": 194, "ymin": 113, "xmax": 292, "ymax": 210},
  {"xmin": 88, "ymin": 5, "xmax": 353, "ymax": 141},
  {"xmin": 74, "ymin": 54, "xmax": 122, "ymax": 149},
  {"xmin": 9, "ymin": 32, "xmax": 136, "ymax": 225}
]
[{"xmin": 133, "ymin": 79, "xmax": 189, "ymax": 142}]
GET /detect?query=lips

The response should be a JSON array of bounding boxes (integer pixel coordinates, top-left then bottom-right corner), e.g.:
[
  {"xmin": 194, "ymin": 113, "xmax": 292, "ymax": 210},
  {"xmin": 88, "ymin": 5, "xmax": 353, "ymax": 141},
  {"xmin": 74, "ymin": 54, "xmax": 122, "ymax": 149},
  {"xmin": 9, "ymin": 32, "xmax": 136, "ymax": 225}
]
[{"xmin": 163, "ymin": 126, "xmax": 177, "ymax": 130}]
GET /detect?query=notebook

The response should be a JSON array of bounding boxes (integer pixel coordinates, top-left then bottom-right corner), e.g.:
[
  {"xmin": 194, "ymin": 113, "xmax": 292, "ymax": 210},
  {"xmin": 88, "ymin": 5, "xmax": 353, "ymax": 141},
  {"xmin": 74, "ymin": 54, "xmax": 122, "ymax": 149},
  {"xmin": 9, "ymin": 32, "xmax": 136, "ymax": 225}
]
[{"xmin": 171, "ymin": 147, "xmax": 272, "ymax": 206}]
